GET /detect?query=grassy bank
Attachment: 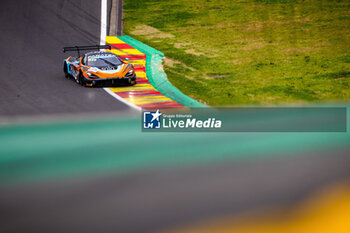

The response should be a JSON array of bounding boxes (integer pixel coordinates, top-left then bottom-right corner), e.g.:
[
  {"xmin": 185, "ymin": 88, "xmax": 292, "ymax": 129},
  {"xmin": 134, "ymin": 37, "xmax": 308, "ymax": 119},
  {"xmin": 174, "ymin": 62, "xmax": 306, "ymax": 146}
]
[{"xmin": 123, "ymin": 0, "xmax": 350, "ymax": 106}]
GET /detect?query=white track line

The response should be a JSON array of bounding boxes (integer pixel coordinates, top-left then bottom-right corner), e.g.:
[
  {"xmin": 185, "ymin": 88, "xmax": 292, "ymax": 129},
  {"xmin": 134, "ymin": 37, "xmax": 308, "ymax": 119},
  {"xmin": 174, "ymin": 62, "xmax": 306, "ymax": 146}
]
[
  {"xmin": 100, "ymin": 0, "xmax": 107, "ymax": 46},
  {"xmin": 100, "ymin": 0, "xmax": 141, "ymax": 111}
]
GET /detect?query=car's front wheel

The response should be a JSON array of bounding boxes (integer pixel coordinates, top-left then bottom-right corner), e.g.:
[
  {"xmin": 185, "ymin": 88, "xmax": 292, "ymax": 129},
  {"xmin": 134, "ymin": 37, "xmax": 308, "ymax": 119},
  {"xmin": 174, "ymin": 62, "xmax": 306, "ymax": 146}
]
[
  {"xmin": 63, "ymin": 62, "xmax": 69, "ymax": 78},
  {"xmin": 128, "ymin": 78, "xmax": 136, "ymax": 86},
  {"xmin": 78, "ymin": 72, "xmax": 86, "ymax": 87}
]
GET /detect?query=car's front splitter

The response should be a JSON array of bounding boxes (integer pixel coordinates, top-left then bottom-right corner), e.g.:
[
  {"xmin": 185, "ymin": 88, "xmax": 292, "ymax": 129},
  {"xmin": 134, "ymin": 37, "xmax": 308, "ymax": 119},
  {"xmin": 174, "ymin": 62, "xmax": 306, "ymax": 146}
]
[{"xmin": 85, "ymin": 75, "xmax": 136, "ymax": 87}]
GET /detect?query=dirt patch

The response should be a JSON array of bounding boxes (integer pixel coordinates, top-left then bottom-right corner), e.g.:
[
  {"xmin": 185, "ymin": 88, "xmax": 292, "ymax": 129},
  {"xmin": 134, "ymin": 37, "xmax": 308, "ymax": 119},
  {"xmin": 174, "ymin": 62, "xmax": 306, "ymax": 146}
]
[
  {"xmin": 131, "ymin": 25, "xmax": 174, "ymax": 39},
  {"xmin": 241, "ymin": 18, "xmax": 311, "ymax": 32},
  {"xmin": 164, "ymin": 57, "xmax": 197, "ymax": 72},
  {"xmin": 169, "ymin": 22, "xmax": 238, "ymax": 33},
  {"xmin": 315, "ymin": 41, "xmax": 331, "ymax": 47},
  {"xmin": 233, "ymin": 38, "xmax": 262, "ymax": 43},
  {"xmin": 174, "ymin": 42, "xmax": 191, "ymax": 49},
  {"xmin": 164, "ymin": 57, "xmax": 176, "ymax": 67},
  {"xmin": 242, "ymin": 22, "xmax": 264, "ymax": 32},
  {"xmin": 227, "ymin": 58, "xmax": 253, "ymax": 64},
  {"xmin": 283, "ymin": 47, "xmax": 317, "ymax": 53},
  {"xmin": 149, "ymin": 33, "xmax": 174, "ymax": 39},
  {"xmin": 164, "ymin": 57, "xmax": 194, "ymax": 71},
  {"xmin": 266, "ymin": 18, "xmax": 311, "ymax": 26},
  {"xmin": 209, "ymin": 75, "xmax": 229, "ymax": 79},
  {"xmin": 132, "ymin": 25, "xmax": 159, "ymax": 35},
  {"xmin": 185, "ymin": 49, "xmax": 204, "ymax": 56},
  {"xmin": 335, "ymin": 76, "xmax": 347, "ymax": 79},
  {"xmin": 239, "ymin": 42, "xmax": 267, "ymax": 51}
]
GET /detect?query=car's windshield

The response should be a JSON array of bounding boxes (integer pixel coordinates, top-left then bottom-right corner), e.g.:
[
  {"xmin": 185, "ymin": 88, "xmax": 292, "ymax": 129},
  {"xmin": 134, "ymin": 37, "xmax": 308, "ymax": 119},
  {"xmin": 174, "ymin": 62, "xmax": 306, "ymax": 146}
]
[{"xmin": 86, "ymin": 54, "xmax": 122, "ymax": 67}]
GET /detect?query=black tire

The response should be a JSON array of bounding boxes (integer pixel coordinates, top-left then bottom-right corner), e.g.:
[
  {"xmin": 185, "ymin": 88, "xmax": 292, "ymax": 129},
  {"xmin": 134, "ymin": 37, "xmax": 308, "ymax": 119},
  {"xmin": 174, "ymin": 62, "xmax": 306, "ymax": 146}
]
[
  {"xmin": 79, "ymin": 72, "xmax": 86, "ymax": 87},
  {"xmin": 129, "ymin": 78, "xmax": 136, "ymax": 86},
  {"xmin": 63, "ymin": 62, "xmax": 69, "ymax": 78}
]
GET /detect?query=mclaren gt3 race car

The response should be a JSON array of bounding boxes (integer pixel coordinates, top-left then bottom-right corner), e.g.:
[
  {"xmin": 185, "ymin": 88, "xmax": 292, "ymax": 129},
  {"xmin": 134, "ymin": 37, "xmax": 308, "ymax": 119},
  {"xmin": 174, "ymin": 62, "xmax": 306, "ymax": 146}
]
[{"xmin": 63, "ymin": 45, "xmax": 136, "ymax": 87}]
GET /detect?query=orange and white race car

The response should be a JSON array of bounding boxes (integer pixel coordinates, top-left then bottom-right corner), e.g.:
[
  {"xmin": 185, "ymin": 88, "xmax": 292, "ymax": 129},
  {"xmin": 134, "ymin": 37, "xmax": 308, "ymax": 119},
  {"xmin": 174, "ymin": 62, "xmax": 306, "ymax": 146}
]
[{"xmin": 63, "ymin": 45, "xmax": 136, "ymax": 87}]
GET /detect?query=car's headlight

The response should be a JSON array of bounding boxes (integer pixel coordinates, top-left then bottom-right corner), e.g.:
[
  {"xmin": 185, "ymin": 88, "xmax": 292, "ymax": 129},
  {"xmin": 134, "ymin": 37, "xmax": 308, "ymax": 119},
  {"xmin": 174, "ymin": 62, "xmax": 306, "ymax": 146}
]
[
  {"xmin": 126, "ymin": 69, "xmax": 134, "ymax": 76},
  {"xmin": 87, "ymin": 72, "xmax": 98, "ymax": 78},
  {"xmin": 88, "ymin": 68, "xmax": 99, "ymax": 72}
]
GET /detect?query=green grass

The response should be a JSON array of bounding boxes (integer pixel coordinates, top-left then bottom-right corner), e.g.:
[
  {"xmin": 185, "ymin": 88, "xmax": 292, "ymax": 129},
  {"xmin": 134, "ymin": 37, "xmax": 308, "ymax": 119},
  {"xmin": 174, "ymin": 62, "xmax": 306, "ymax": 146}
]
[{"xmin": 124, "ymin": 0, "xmax": 350, "ymax": 106}]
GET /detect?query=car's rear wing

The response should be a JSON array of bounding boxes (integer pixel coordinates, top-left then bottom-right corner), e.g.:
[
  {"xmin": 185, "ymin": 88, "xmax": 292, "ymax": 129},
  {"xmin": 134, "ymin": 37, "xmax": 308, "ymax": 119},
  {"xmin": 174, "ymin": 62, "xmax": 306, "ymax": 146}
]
[{"xmin": 63, "ymin": 45, "xmax": 112, "ymax": 56}]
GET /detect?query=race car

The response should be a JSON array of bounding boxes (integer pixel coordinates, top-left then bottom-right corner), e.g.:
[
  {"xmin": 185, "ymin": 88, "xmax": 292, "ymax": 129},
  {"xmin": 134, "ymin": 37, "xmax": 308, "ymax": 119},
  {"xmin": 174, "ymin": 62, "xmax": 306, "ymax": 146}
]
[{"xmin": 63, "ymin": 45, "xmax": 136, "ymax": 87}]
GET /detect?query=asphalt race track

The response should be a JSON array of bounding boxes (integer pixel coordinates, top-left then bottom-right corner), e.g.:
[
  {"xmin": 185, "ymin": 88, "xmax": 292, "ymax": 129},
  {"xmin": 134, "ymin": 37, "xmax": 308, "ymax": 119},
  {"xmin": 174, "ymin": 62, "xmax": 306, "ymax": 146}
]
[{"xmin": 0, "ymin": 0, "xmax": 129, "ymax": 118}]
